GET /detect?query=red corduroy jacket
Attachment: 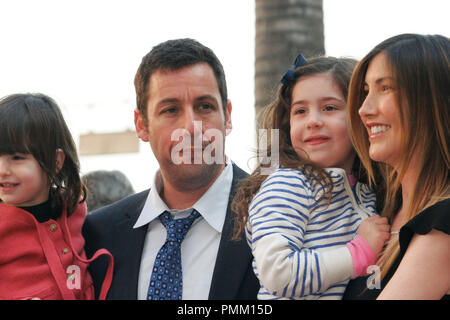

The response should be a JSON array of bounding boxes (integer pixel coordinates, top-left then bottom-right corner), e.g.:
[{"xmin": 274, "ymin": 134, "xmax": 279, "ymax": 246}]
[{"xmin": 0, "ymin": 202, "xmax": 113, "ymax": 300}]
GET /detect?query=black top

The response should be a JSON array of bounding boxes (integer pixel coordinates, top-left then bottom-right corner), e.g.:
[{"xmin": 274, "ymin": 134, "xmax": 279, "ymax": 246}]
[
  {"xmin": 343, "ymin": 198, "xmax": 450, "ymax": 300},
  {"xmin": 19, "ymin": 198, "xmax": 60, "ymax": 223}
]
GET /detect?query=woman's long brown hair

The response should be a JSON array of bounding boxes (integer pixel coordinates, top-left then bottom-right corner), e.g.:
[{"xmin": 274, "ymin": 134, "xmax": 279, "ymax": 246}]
[{"xmin": 347, "ymin": 34, "xmax": 450, "ymax": 279}]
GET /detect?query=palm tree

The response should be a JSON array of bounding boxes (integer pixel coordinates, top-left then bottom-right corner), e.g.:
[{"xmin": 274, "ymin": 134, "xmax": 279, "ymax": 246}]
[{"xmin": 255, "ymin": 0, "xmax": 325, "ymax": 126}]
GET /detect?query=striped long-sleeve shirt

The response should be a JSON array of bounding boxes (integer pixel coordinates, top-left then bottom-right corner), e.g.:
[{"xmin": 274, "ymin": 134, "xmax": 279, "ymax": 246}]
[{"xmin": 246, "ymin": 167, "xmax": 377, "ymax": 300}]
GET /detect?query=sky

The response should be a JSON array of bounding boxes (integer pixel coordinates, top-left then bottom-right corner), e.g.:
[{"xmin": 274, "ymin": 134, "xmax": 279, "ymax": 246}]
[{"xmin": 0, "ymin": 0, "xmax": 448, "ymax": 192}]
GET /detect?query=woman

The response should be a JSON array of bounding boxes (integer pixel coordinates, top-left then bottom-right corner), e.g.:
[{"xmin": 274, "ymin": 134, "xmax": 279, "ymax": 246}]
[{"xmin": 343, "ymin": 33, "xmax": 449, "ymax": 300}]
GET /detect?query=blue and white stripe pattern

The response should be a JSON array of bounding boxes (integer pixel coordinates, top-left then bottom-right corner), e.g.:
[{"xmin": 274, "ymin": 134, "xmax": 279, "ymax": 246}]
[{"xmin": 246, "ymin": 167, "xmax": 377, "ymax": 300}]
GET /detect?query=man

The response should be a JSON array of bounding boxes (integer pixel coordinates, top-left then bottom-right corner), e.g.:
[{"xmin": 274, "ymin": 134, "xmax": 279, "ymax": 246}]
[{"xmin": 83, "ymin": 38, "xmax": 259, "ymax": 300}]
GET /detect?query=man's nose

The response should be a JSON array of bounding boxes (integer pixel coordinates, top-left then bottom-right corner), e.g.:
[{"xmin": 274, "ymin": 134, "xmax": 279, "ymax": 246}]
[{"xmin": 181, "ymin": 107, "xmax": 203, "ymax": 138}]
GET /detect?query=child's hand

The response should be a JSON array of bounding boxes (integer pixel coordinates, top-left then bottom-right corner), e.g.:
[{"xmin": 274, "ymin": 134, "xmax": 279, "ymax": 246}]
[{"xmin": 357, "ymin": 215, "xmax": 390, "ymax": 257}]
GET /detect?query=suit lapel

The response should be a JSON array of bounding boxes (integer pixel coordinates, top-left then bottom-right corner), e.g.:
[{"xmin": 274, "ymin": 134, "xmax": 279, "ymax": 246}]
[
  {"xmin": 105, "ymin": 167, "xmax": 253, "ymax": 299},
  {"xmin": 208, "ymin": 165, "xmax": 252, "ymax": 299},
  {"xmin": 109, "ymin": 191, "xmax": 149, "ymax": 300}
]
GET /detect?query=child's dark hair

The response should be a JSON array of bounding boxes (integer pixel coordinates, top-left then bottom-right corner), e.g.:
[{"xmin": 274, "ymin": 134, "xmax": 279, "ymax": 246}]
[
  {"xmin": 0, "ymin": 93, "xmax": 86, "ymax": 215},
  {"xmin": 232, "ymin": 56, "xmax": 359, "ymax": 240}
]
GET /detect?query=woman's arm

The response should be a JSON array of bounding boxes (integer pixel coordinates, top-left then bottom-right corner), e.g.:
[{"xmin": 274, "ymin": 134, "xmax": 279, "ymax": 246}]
[{"xmin": 378, "ymin": 229, "xmax": 450, "ymax": 300}]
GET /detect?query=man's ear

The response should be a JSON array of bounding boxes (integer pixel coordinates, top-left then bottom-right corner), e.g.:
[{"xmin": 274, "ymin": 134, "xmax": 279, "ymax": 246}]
[
  {"xmin": 134, "ymin": 108, "xmax": 149, "ymax": 142},
  {"xmin": 225, "ymin": 100, "xmax": 232, "ymax": 136},
  {"xmin": 55, "ymin": 149, "xmax": 65, "ymax": 173}
]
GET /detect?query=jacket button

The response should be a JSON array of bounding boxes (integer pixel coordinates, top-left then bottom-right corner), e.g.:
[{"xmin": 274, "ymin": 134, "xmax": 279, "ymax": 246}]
[
  {"xmin": 49, "ymin": 223, "xmax": 58, "ymax": 231},
  {"xmin": 62, "ymin": 248, "xmax": 69, "ymax": 254}
]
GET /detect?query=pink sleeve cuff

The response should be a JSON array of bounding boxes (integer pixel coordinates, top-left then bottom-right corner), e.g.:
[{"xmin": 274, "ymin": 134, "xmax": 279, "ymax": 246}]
[{"xmin": 346, "ymin": 235, "xmax": 376, "ymax": 278}]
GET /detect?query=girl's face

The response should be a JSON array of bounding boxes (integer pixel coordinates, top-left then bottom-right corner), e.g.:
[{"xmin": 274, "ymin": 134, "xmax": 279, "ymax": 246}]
[
  {"xmin": 290, "ymin": 72, "xmax": 355, "ymax": 172},
  {"xmin": 358, "ymin": 53, "xmax": 403, "ymax": 167},
  {"xmin": 0, "ymin": 153, "xmax": 50, "ymax": 207}
]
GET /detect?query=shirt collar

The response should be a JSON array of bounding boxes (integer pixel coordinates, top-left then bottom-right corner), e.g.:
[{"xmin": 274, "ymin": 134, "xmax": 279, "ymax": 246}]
[{"xmin": 133, "ymin": 158, "xmax": 233, "ymax": 233}]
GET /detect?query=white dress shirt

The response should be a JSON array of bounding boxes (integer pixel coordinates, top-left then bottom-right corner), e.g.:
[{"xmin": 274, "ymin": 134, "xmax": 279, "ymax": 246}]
[{"xmin": 134, "ymin": 159, "xmax": 233, "ymax": 300}]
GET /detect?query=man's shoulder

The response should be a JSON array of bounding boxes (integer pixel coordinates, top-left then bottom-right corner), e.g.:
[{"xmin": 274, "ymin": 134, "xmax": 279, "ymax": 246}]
[
  {"xmin": 85, "ymin": 189, "xmax": 150, "ymax": 224},
  {"xmin": 231, "ymin": 163, "xmax": 249, "ymax": 181}
]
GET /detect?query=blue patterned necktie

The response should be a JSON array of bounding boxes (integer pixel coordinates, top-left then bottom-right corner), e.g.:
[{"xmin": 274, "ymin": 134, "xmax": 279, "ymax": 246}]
[{"xmin": 147, "ymin": 209, "xmax": 200, "ymax": 300}]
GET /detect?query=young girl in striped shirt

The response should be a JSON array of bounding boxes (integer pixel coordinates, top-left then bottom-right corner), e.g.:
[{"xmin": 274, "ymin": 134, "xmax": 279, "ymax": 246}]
[{"xmin": 233, "ymin": 55, "xmax": 390, "ymax": 299}]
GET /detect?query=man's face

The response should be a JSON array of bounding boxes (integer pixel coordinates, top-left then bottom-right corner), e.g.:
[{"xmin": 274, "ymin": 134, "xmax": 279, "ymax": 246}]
[{"xmin": 135, "ymin": 63, "xmax": 232, "ymax": 192}]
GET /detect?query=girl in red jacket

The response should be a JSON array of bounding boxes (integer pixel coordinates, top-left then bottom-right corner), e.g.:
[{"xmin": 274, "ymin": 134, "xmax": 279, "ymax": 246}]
[{"xmin": 0, "ymin": 93, "xmax": 113, "ymax": 300}]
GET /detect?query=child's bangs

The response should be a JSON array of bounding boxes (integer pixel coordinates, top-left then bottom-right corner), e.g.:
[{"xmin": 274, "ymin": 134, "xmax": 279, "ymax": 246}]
[{"xmin": 0, "ymin": 108, "xmax": 34, "ymax": 156}]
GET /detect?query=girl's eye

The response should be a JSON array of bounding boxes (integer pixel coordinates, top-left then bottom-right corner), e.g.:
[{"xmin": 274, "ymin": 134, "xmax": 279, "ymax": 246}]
[
  {"xmin": 324, "ymin": 105, "xmax": 338, "ymax": 112},
  {"xmin": 12, "ymin": 154, "xmax": 26, "ymax": 160},
  {"xmin": 381, "ymin": 85, "xmax": 392, "ymax": 92},
  {"xmin": 294, "ymin": 108, "xmax": 306, "ymax": 115}
]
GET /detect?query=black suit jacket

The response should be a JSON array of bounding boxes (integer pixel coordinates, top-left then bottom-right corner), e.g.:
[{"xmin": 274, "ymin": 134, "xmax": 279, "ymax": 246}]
[{"xmin": 82, "ymin": 164, "xmax": 259, "ymax": 300}]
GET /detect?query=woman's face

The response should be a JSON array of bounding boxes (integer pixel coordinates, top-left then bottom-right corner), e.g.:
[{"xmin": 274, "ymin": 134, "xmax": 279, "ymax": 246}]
[
  {"xmin": 289, "ymin": 72, "xmax": 355, "ymax": 173},
  {"xmin": 358, "ymin": 53, "xmax": 403, "ymax": 167}
]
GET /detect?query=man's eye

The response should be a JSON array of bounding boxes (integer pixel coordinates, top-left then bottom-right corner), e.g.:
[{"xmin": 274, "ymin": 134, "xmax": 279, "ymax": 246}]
[
  {"xmin": 198, "ymin": 103, "xmax": 214, "ymax": 111},
  {"xmin": 162, "ymin": 107, "xmax": 177, "ymax": 114}
]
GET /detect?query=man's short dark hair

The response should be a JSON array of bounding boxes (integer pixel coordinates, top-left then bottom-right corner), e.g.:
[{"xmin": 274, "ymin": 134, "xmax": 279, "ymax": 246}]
[{"xmin": 134, "ymin": 38, "xmax": 228, "ymax": 122}]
